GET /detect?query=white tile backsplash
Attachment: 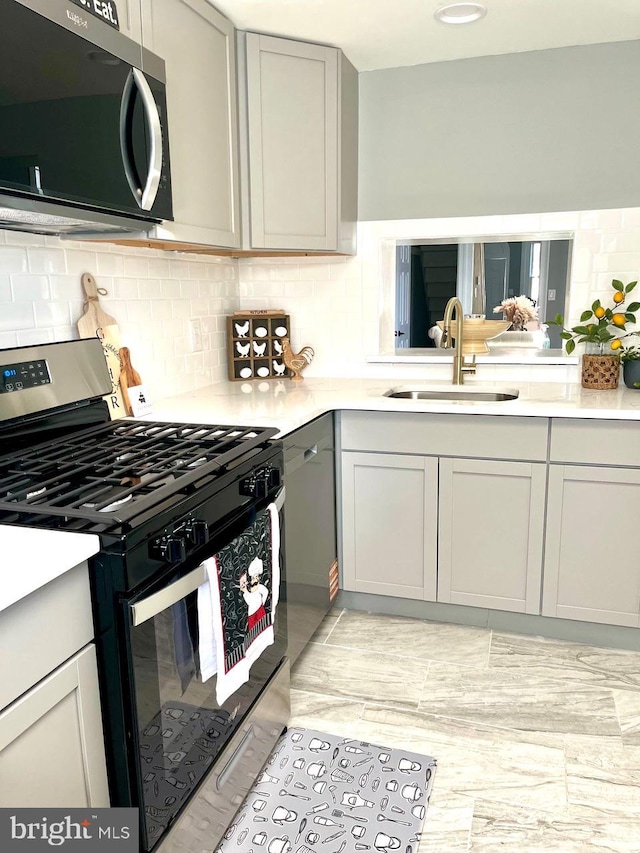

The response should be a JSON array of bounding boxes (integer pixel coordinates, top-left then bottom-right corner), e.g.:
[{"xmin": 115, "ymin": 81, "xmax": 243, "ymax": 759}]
[
  {"xmin": 3, "ymin": 206, "xmax": 640, "ymax": 400},
  {"xmin": 11, "ymin": 274, "xmax": 51, "ymax": 302},
  {"xmin": 0, "ymin": 302, "xmax": 35, "ymax": 332},
  {"xmin": 0, "ymin": 233, "xmax": 240, "ymax": 402},
  {"xmin": 0, "ymin": 247, "xmax": 28, "ymax": 273}
]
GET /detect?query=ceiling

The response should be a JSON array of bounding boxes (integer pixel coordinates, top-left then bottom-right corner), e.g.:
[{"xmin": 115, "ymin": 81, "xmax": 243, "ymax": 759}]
[{"xmin": 213, "ymin": 0, "xmax": 640, "ymax": 71}]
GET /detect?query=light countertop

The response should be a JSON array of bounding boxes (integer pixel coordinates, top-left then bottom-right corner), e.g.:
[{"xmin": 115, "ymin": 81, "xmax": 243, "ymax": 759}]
[
  {"xmin": 0, "ymin": 526, "xmax": 100, "ymax": 614},
  {"xmin": 147, "ymin": 376, "xmax": 640, "ymax": 436}
]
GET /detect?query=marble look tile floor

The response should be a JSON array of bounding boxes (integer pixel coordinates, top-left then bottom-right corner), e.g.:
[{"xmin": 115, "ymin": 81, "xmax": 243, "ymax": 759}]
[{"xmin": 289, "ymin": 608, "xmax": 640, "ymax": 852}]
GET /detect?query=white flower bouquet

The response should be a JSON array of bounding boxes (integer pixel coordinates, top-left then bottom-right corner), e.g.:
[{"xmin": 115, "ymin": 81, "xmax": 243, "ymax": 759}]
[{"xmin": 493, "ymin": 296, "xmax": 539, "ymax": 331}]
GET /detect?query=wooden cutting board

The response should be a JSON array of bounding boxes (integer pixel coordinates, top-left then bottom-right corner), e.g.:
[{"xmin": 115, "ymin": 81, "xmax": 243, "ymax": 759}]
[{"xmin": 76, "ymin": 272, "xmax": 126, "ymax": 419}]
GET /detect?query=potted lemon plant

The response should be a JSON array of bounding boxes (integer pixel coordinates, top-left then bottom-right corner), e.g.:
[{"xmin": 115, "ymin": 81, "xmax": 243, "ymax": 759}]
[{"xmin": 549, "ymin": 279, "xmax": 639, "ymax": 389}]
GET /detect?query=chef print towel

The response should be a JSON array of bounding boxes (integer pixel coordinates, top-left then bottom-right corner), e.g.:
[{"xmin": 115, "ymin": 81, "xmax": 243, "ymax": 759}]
[{"xmin": 197, "ymin": 502, "xmax": 280, "ymax": 705}]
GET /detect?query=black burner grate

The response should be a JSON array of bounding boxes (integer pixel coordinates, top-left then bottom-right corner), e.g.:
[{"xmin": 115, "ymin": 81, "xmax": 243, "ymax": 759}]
[{"xmin": 0, "ymin": 420, "xmax": 277, "ymax": 532}]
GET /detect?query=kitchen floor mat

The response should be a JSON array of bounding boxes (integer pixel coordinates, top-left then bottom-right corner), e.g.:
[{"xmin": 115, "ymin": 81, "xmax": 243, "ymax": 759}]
[{"xmin": 217, "ymin": 727, "xmax": 437, "ymax": 853}]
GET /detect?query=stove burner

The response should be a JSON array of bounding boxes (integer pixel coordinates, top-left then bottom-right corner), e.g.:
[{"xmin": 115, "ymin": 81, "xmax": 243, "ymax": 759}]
[{"xmin": 0, "ymin": 420, "xmax": 278, "ymax": 533}]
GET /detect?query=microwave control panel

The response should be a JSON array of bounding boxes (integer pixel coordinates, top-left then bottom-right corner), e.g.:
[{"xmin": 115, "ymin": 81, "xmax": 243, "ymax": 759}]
[{"xmin": 1, "ymin": 360, "xmax": 51, "ymax": 393}]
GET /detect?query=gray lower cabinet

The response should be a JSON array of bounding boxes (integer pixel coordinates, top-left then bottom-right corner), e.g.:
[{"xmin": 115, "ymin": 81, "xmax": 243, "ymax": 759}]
[
  {"xmin": 241, "ymin": 32, "xmax": 358, "ymax": 252},
  {"xmin": 141, "ymin": 0, "xmax": 241, "ymax": 248},
  {"xmin": 542, "ymin": 464, "xmax": 640, "ymax": 627},
  {"xmin": 341, "ymin": 452, "xmax": 438, "ymax": 600},
  {"xmin": 0, "ymin": 645, "xmax": 109, "ymax": 807},
  {"xmin": 438, "ymin": 458, "xmax": 546, "ymax": 614}
]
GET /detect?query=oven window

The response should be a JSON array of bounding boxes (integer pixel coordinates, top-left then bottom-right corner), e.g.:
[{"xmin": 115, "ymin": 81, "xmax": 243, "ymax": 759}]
[{"xmin": 130, "ymin": 593, "xmax": 230, "ymax": 847}]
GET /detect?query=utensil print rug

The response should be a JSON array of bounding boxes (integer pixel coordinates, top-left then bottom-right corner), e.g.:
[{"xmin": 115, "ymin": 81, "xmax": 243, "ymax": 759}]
[{"xmin": 217, "ymin": 727, "xmax": 437, "ymax": 853}]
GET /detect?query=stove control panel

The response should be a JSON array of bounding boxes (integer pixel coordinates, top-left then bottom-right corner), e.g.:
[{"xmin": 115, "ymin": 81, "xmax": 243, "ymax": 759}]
[
  {"xmin": 1, "ymin": 359, "xmax": 51, "ymax": 393},
  {"xmin": 149, "ymin": 517, "xmax": 210, "ymax": 564}
]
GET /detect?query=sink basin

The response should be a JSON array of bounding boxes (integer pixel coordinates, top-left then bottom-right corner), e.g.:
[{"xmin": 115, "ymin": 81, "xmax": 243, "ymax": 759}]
[{"xmin": 384, "ymin": 386, "xmax": 520, "ymax": 402}]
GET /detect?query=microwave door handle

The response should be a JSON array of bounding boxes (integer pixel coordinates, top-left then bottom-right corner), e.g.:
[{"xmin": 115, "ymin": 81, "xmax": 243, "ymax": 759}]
[
  {"xmin": 132, "ymin": 68, "xmax": 163, "ymax": 211},
  {"xmin": 119, "ymin": 70, "xmax": 142, "ymax": 205},
  {"xmin": 119, "ymin": 69, "xmax": 162, "ymax": 211}
]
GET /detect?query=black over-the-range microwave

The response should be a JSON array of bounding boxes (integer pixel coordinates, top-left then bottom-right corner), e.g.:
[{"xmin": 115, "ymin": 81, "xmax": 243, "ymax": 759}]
[{"xmin": 0, "ymin": 0, "xmax": 173, "ymax": 236}]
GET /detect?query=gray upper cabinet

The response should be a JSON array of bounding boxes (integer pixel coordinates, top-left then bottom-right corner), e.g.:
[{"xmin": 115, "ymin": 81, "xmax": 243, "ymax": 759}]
[
  {"xmin": 241, "ymin": 32, "xmax": 358, "ymax": 253},
  {"xmin": 118, "ymin": 0, "xmax": 143, "ymax": 42},
  {"xmin": 141, "ymin": 0, "xmax": 241, "ymax": 248}
]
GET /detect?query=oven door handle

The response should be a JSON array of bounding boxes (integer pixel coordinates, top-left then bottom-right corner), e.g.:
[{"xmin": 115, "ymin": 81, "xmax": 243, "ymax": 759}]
[{"xmin": 130, "ymin": 486, "xmax": 285, "ymax": 627}]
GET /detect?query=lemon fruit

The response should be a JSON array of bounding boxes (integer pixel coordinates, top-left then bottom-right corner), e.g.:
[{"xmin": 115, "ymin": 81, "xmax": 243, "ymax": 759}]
[
  {"xmin": 594, "ymin": 306, "xmax": 606, "ymax": 318},
  {"xmin": 613, "ymin": 291, "xmax": 625, "ymax": 304},
  {"xmin": 610, "ymin": 339, "xmax": 622, "ymax": 350},
  {"xmin": 612, "ymin": 313, "xmax": 626, "ymax": 327}
]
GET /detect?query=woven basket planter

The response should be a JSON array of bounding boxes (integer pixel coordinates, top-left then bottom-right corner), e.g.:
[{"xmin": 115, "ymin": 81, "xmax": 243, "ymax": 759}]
[{"xmin": 581, "ymin": 354, "xmax": 620, "ymax": 389}]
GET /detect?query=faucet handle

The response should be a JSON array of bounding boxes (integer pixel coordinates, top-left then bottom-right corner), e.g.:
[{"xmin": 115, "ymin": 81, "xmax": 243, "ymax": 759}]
[{"xmin": 462, "ymin": 353, "xmax": 477, "ymax": 375}]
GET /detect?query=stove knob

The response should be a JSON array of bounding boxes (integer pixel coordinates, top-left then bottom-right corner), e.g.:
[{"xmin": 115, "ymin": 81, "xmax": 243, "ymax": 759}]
[
  {"xmin": 185, "ymin": 519, "xmax": 209, "ymax": 547},
  {"xmin": 254, "ymin": 476, "xmax": 269, "ymax": 499},
  {"xmin": 240, "ymin": 475, "xmax": 256, "ymax": 497},
  {"xmin": 267, "ymin": 467, "xmax": 281, "ymax": 489},
  {"xmin": 150, "ymin": 535, "xmax": 187, "ymax": 564},
  {"xmin": 165, "ymin": 536, "xmax": 187, "ymax": 563}
]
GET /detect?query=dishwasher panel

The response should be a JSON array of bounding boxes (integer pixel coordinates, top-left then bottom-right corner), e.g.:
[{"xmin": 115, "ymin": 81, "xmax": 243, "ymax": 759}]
[{"xmin": 284, "ymin": 413, "xmax": 337, "ymax": 664}]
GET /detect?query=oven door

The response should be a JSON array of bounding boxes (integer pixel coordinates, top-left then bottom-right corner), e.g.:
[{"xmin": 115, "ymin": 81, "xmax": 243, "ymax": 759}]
[{"xmin": 121, "ymin": 488, "xmax": 287, "ymax": 852}]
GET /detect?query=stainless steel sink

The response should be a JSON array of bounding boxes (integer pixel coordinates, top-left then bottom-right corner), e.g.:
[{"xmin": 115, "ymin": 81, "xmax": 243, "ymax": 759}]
[{"xmin": 384, "ymin": 386, "xmax": 519, "ymax": 402}]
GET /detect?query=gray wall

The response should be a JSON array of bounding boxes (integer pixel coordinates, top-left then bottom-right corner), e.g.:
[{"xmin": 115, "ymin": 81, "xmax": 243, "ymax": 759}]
[{"xmin": 358, "ymin": 41, "xmax": 640, "ymax": 221}]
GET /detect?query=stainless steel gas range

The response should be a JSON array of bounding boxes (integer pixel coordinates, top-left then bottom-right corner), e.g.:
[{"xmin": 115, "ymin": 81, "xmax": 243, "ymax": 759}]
[{"xmin": 0, "ymin": 339, "xmax": 290, "ymax": 852}]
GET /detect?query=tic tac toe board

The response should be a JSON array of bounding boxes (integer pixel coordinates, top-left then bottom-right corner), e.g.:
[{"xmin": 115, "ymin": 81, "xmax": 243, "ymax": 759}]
[{"xmin": 227, "ymin": 311, "xmax": 292, "ymax": 381}]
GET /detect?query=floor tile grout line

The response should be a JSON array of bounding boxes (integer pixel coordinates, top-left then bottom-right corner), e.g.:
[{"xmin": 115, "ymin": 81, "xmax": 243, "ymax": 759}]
[
  {"xmin": 320, "ymin": 607, "xmax": 344, "ymax": 644},
  {"xmin": 304, "ymin": 638, "xmax": 486, "ymax": 666}
]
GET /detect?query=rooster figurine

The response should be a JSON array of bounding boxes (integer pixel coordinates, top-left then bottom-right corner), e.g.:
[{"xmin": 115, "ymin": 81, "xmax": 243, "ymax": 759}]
[{"xmin": 281, "ymin": 338, "xmax": 315, "ymax": 381}]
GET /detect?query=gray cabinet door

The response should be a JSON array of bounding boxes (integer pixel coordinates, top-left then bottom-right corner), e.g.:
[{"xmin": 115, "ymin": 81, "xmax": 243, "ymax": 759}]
[
  {"xmin": 543, "ymin": 465, "xmax": 640, "ymax": 627},
  {"xmin": 341, "ymin": 452, "xmax": 438, "ymax": 600},
  {"xmin": 141, "ymin": 0, "xmax": 241, "ymax": 247},
  {"xmin": 438, "ymin": 458, "xmax": 546, "ymax": 614},
  {"xmin": 0, "ymin": 645, "xmax": 109, "ymax": 807},
  {"xmin": 118, "ymin": 0, "xmax": 142, "ymax": 42},
  {"xmin": 245, "ymin": 33, "xmax": 339, "ymax": 250}
]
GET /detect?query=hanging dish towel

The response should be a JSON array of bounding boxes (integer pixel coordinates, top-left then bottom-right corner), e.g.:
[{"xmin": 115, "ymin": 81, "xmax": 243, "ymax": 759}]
[
  {"xmin": 197, "ymin": 502, "xmax": 280, "ymax": 705},
  {"xmin": 171, "ymin": 599, "xmax": 196, "ymax": 694}
]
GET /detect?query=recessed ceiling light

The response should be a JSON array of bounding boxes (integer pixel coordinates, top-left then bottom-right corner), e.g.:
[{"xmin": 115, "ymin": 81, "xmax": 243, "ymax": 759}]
[{"xmin": 434, "ymin": 2, "xmax": 487, "ymax": 25}]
